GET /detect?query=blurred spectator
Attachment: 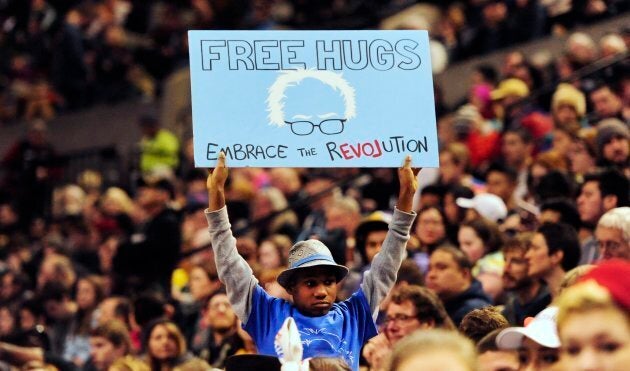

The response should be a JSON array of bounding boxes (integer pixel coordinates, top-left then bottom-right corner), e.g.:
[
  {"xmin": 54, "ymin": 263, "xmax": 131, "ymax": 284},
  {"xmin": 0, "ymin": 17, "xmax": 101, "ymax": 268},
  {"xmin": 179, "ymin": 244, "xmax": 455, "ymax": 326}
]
[
  {"xmin": 565, "ymin": 31, "xmax": 599, "ymax": 69},
  {"xmin": 141, "ymin": 318, "xmax": 210, "ymax": 370},
  {"xmin": 464, "ymin": 1, "xmax": 512, "ymax": 56},
  {"xmin": 485, "ymin": 163, "xmax": 520, "ymax": 212},
  {"xmin": 37, "ymin": 254, "xmax": 76, "ymax": 291},
  {"xmin": 137, "ymin": 114, "xmax": 180, "ymax": 177},
  {"xmin": 555, "ymin": 260, "xmax": 630, "ymax": 371},
  {"xmin": 458, "ymin": 306, "xmax": 509, "ymax": 344},
  {"xmin": 38, "ymin": 281, "xmax": 79, "ymax": 359},
  {"xmin": 50, "ymin": 7, "xmax": 89, "ymax": 110},
  {"xmin": 384, "ymin": 285, "xmax": 455, "ymax": 345},
  {"xmin": 426, "ymin": 246, "xmax": 492, "ymax": 326},
  {"xmin": 414, "ymin": 206, "xmax": 451, "ymax": 252},
  {"xmin": 502, "ymin": 128, "xmax": 537, "ymax": 200},
  {"xmin": 526, "ymin": 223, "xmax": 581, "ymax": 297},
  {"xmin": 568, "ymin": 127, "xmax": 599, "ymax": 181},
  {"xmin": 1, "ymin": 120, "xmax": 59, "ymax": 224},
  {"xmin": 576, "ymin": 169, "xmax": 629, "ymax": 263},
  {"xmin": 194, "ymin": 290, "xmax": 253, "ymax": 368},
  {"xmin": 538, "ymin": 198, "xmax": 581, "ymax": 232},
  {"xmin": 323, "ymin": 194, "xmax": 362, "ymax": 259},
  {"xmin": 257, "ymin": 234, "xmax": 290, "ymax": 271},
  {"xmin": 177, "ymin": 260, "xmax": 220, "ymax": 345},
  {"xmin": 437, "ymin": 143, "xmax": 474, "ymax": 188},
  {"xmin": 595, "ymin": 207, "xmax": 630, "ymax": 260},
  {"xmin": 595, "ymin": 118, "xmax": 629, "ymax": 172},
  {"xmin": 599, "ymin": 33, "xmax": 628, "ymax": 57},
  {"xmin": 250, "ymin": 186, "xmax": 300, "ymax": 242},
  {"xmin": 501, "ymin": 234, "xmax": 553, "ymax": 326},
  {"xmin": 112, "ymin": 178, "xmax": 181, "ymax": 296},
  {"xmin": 456, "ymin": 193, "xmax": 508, "ymax": 225},
  {"xmin": 457, "ymin": 219, "xmax": 505, "ymax": 300},
  {"xmin": 387, "ymin": 328, "xmax": 478, "ymax": 371},
  {"xmin": 588, "ymin": 81, "xmax": 625, "ymax": 123},
  {"xmin": 496, "ymin": 307, "xmax": 561, "ymax": 371},
  {"xmin": 443, "ymin": 185, "xmax": 475, "ymax": 240},
  {"xmin": 340, "ymin": 211, "xmax": 391, "ymax": 300},
  {"xmin": 558, "ymin": 264, "xmax": 595, "ymax": 294},
  {"xmin": 476, "ymin": 328, "xmax": 519, "ymax": 371},
  {"xmin": 87, "ymin": 320, "xmax": 135, "ymax": 371},
  {"xmin": 363, "ymin": 285, "xmax": 455, "ymax": 370},
  {"xmin": 268, "ymin": 168, "xmax": 304, "ymax": 217},
  {"xmin": 551, "ymin": 83, "xmax": 587, "ymax": 127},
  {"xmin": 490, "ymin": 78, "xmax": 530, "ymax": 130}
]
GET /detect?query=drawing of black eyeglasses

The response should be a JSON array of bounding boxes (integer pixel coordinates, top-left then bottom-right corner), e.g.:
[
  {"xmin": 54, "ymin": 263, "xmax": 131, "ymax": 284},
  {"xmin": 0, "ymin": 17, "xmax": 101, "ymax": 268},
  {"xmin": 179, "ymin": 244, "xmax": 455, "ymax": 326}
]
[{"xmin": 284, "ymin": 119, "xmax": 346, "ymax": 136}]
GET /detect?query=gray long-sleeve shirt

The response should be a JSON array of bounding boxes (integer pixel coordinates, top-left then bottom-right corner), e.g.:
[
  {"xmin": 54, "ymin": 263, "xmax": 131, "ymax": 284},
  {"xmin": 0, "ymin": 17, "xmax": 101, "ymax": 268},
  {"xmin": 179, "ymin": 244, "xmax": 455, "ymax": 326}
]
[{"xmin": 205, "ymin": 206, "xmax": 416, "ymax": 323}]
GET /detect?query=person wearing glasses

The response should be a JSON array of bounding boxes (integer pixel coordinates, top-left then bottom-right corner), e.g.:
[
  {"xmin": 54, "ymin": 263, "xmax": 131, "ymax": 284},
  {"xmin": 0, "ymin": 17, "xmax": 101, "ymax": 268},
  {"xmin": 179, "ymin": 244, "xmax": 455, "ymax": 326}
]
[
  {"xmin": 595, "ymin": 207, "xmax": 630, "ymax": 261},
  {"xmin": 362, "ymin": 285, "xmax": 455, "ymax": 370}
]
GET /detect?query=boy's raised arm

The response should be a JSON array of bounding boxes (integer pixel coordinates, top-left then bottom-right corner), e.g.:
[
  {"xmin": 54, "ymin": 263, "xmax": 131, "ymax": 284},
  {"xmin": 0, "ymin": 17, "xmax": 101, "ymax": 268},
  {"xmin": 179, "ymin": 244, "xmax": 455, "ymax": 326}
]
[
  {"xmin": 207, "ymin": 151, "xmax": 228, "ymax": 211},
  {"xmin": 205, "ymin": 152, "xmax": 258, "ymax": 324},
  {"xmin": 361, "ymin": 156, "xmax": 419, "ymax": 317},
  {"xmin": 396, "ymin": 155, "xmax": 419, "ymax": 213}
]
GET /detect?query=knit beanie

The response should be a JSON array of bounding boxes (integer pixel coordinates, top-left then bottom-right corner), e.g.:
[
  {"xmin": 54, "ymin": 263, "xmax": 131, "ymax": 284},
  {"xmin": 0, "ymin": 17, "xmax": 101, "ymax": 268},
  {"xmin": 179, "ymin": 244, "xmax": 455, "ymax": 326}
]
[
  {"xmin": 552, "ymin": 83, "xmax": 586, "ymax": 118},
  {"xmin": 596, "ymin": 118, "xmax": 629, "ymax": 155}
]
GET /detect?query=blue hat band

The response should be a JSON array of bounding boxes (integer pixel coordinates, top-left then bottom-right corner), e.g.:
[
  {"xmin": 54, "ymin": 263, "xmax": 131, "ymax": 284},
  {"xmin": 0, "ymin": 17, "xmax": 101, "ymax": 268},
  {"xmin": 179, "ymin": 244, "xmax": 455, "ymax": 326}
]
[{"xmin": 291, "ymin": 254, "xmax": 335, "ymax": 269}]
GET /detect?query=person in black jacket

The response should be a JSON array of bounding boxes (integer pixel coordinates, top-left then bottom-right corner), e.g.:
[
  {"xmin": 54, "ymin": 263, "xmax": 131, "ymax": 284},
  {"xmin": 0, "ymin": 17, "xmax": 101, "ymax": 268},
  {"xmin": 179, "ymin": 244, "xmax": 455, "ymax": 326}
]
[
  {"xmin": 426, "ymin": 246, "xmax": 492, "ymax": 326},
  {"xmin": 112, "ymin": 178, "xmax": 181, "ymax": 296}
]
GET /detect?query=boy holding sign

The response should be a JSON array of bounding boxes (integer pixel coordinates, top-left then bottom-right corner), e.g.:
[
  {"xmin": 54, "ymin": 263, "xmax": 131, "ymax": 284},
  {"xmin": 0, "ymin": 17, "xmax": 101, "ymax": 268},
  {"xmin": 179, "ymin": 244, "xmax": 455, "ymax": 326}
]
[{"xmin": 204, "ymin": 152, "xmax": 418, "ymax": 369}]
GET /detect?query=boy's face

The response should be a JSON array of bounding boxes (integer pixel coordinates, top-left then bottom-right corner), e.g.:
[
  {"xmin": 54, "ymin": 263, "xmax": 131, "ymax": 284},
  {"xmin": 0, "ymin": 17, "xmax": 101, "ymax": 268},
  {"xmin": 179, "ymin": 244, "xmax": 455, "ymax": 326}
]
[{"xmin": 287, "ymin": 266, "xmax": 338, "ymax": 316}]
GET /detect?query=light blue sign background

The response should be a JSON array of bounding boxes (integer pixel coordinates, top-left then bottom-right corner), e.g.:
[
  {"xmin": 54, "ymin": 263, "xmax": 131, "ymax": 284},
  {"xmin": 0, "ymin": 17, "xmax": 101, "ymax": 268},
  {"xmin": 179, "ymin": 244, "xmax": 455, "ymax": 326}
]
[{"xmin": 188, "ymin": 30, "xmax": 439, "ymax": 168}]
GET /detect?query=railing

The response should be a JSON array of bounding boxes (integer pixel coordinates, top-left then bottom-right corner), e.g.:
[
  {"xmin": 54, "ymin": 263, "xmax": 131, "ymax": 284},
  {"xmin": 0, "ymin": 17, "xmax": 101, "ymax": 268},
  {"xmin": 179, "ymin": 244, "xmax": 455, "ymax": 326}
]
[{"xmin": 506, "ymin": 50, "xmax": 629, "ymax": 127}]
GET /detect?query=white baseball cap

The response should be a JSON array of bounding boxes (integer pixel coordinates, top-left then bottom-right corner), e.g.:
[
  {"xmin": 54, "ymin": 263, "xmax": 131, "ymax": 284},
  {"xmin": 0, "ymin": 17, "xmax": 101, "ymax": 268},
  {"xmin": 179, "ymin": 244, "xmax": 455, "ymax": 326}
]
[
  {"xmin": 496, "ymin": 307, "xmax": 560, "ymax": 349},
  {"xmin": 456, "ymin": 193, "xmax": 508, "ymax": 223}
]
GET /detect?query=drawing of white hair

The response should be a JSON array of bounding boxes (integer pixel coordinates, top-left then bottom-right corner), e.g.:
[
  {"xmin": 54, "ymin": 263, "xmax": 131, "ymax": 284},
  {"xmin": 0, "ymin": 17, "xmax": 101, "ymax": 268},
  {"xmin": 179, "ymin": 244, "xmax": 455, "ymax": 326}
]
[{"xmin": 267, "ymin": 69, "xmax": 357, "ymax": 127}]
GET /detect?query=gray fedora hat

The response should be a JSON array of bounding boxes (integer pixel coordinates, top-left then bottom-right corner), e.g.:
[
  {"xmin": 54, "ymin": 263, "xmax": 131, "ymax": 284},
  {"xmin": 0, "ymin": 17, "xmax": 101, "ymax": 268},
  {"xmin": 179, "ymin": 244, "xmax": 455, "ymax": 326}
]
[{"xmin": 277, "ymin": 239, "xmax": 349, "ymax": 289}]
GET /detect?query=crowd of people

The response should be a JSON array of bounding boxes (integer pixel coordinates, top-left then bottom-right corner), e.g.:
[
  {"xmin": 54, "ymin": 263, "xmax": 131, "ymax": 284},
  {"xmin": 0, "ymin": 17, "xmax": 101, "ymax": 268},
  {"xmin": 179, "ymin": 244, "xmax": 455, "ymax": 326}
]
[
  {"xmin": 0, "ymin": 1, "xmax": 629, "ymax": 371},
  {"xmin": 1, "ymin": 0, "xmax": 629, "ymax": 123}
]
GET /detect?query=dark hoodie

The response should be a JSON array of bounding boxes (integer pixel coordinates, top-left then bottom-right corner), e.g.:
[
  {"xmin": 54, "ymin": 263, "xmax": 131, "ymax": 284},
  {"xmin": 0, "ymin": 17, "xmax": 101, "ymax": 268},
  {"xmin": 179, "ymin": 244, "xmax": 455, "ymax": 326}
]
[{"xmin": 444, "ymin": 279, "xmax": 492, "ymax": 327}]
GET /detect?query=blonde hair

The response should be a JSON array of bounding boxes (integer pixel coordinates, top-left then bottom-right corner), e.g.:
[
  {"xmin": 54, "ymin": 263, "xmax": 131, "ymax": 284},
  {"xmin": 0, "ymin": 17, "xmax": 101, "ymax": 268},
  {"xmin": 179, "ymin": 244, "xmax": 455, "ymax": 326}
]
[
  {"xmin": 441, "ymin": 142, "xmax": 470, "ymax": 170},
  {"xmin": 387, "ymin": 329, "xmax": 478, "ymax": 371},
  {"xmin": 109, "ymin": 355, "xmax": 151, "ymax": 371},
  {"xmin": 77, "ymin": 169, "xmax": 103, "ymax": 191},
  {"xmin": 533, "ymin": 150, "xmax": 568, "ymax": 171},
  {"xmin": 556, "ymin": 280, "xmax": 629, "ymax": 327},
  {"xmin": 558, "ymin": 264, "xmax": 595, "ymax": 295},
  {"xmin": 39, "ymin": 254, "xmax": 77, "ymax": 289},
  {"xmin": 102, "ymin": 187, "xmax": 135, "ymax": 214},
  {"xmin": 52, "ymin": 184, "xmax": 86, "ymax": 217}
]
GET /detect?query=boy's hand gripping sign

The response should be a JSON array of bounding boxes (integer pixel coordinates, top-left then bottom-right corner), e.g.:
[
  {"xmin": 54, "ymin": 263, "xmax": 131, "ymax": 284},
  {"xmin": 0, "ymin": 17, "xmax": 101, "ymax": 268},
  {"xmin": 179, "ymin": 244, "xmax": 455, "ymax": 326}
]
[{"xmin": 188, "ymin": 30, "xmax": 439, "ymax": 168}]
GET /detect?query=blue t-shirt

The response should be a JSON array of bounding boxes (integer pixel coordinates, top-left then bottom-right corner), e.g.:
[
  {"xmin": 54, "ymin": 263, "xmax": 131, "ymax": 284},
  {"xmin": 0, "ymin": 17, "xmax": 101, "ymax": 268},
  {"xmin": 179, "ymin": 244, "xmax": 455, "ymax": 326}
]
[{"xmin": 244, "ymin": 285, "xmax": 377, "ymax": 370}]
